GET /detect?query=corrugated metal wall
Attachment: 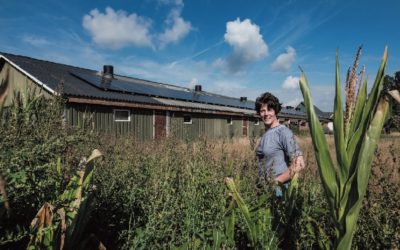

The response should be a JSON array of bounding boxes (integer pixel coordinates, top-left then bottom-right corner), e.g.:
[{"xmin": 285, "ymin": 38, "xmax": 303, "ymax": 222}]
[
  {"xmin": 65, "ymin": 104, "xmax": 153, "ymax": 140},
  {"xmin": 66, "ymin": 105, "xmax": 257, "ymax": 140},
  {"xmin": 248, "ymin": 118, "xmax": 264, "ymax": 138},
  {"xmin": 0, "ymin": 62, "xmax": 52, "ymax": 106},
  {"xmin": 170, "ymin": 112, "xmax": 245, "ymax": 140}
]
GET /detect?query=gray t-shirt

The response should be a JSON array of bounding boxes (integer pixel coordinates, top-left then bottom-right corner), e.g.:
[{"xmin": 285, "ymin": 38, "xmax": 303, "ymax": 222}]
[{"xmin": 256, "ymin": 124, "xmax": 302, "ymax": 178}]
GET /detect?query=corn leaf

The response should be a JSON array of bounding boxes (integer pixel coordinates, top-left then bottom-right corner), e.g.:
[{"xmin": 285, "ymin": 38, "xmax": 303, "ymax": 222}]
[
  {"xmin": 300, "ymin": 47, "xmax": 391, "ymax": 250},
  {"xmin": 364, "ymin": 48, "xmax": 387, "ymax": 116},
  {"xmin": 336, "ymin": 49, "xmax": 389, "ymax": 249},
  {"xmin": 66, "ymin": 196, "xmax": 94, "ymax": 248},
  {"xmin": 347, "ymin": 79, "xmax": 367, "ymax": 143},
  {"xmin": 86, "ymin": 149, "xmax": 103, "ymax": 163},
  {"xmin": 355, "ymin": 98, "xmax": 389, "ymax": 203},
  {"xmin": 299, "ymin": 72, "xmax": 338, "ymax": 209},
  {"xmin": 212, "ymin": 230, "xmax": 222, "ymax": 250},
  {"xmin": 338, "ymin": 81, "xmax": 368, "ymax": 222},
  {"xmin": 337, "ymin": 97, "xmax": 390, "ymax": 250},
  {"xmin": 224, "ymin": 177, "xmax": 255, "ymax": 245},
  {"xmin": 347, "ymin": 48, "xmax": 387, "ymax": 175},
  {"xmin": 56, "ymin": 158, "xmax": 62, "ymax": 176},
  {"xmin": 224, "ymin": 204, "xmax": 235, "ymax": 246},
  {"xmin": 346, "ymin": 79, "xmax": 367, "ymax": 159},
  {"xmin": 65, "ymin": 150, "xmax": 101, "ymax": 248},
  {"xmin": 338, "ymin": 170, "xmax": 356, "ymax": 225},
  {"xmin": 356, "ymin": 48, "xmax": 387, "ymax": 134},
  {"xmin": 28, "ymin": 202, "xmax": 55, "ymax": 249},
  {"xmin": 333, "ymin": 53, "xmax": 349, "ymax": 180},
  {"xmin": 285, "ymin": 174, "xmax": 299, "ymax": 217}
]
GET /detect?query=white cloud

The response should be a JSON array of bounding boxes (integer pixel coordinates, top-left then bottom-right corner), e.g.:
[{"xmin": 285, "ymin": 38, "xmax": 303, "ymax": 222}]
[
  {"xmin": 271, "ymin": 46, "xmax": 296, "ymax": 71},
  {"xmin": 282, "ymin": 75, "xmax": 299, "ymax": 89},
  {"xmin": 157, "ymin": 0, "xmax": 183, "ymax": 6},
  {"xmin": 82, "ymin": 5, "xmax": 191, "ymax": 50},
  {"xmin": 188, "ymin": 77, "xmax": 199, "ymax": 89},
  {"xmin": 22, "ymin": 35, "xmax": 52, "ymax": 47},
  {"xmin": 283, "ymin": 98, "xmax": 302, "ymax": 107},
  {"xmin": 82, "ymin": 7, "xmax": 153, "ymax": 49},
  {"xmin": 276, "ymin": 84, "xmax": 334, "ymax": 112},
  {"xmin": 210, "ymin": 80, "xmax": 261, "ymax": 100},
  {"xmin": 223, "ymin": 18, "xmax": 268, "ymax": 73},
  {"xmin": 158, "ymin": 8, "xmax": 192, "ymax": 48},
  {"xmin": 212, "ymin": 57, "xmax": 226, "ymax": 69}
]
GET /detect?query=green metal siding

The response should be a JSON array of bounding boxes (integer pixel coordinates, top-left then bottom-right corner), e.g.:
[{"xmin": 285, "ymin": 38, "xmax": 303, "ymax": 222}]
[
  {"xmin": 230, "ymin": 117, "xmax": 242, "ymax": 138},
  {"xmin": 65, "ymin": 104, "xmax": 153, "ymax": 140},
  {"xmin": 249, "ymin": 118, "xmax": 264, "ymax": 138},
  {"xmin": 170, "ymin": 112, "xmax": 246, "ymax": 140},
  {"xmin": 0, "ymin": 62, "xmax": 52, "ymax": 106}
]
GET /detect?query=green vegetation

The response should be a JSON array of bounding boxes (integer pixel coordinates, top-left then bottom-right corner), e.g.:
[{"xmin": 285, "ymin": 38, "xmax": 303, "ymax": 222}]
[
  {"xmin": 299, "ymin": 47, "xmax": 400, "ymax": 249},
  {"xmin": 0, "ymin": 49, "xmax": 399, "ymax": 249},
  {"xmin": 27, "ymin": 149, "xmax": 103, "ymax": 250}
]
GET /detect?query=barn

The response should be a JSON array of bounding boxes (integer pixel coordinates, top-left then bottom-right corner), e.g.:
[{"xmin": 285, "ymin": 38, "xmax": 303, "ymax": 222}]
[{"xmin": 0, "ymin": 51, "xmax": 329, "ymax": 140}]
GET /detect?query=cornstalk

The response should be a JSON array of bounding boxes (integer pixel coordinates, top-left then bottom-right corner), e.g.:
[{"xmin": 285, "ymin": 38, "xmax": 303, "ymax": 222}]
[{"xmin": 299, "ymin": 47, "xmax": 400, "ymax": 250}]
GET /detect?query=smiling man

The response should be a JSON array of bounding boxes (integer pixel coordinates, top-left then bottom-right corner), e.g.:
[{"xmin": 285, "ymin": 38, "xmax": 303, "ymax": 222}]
[{"xmin": 255, "ymin": 92, "xmax": 305, "ymax": 195}]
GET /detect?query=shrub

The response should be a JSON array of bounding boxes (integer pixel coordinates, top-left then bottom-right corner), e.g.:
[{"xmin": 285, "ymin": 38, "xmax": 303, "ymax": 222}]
[
  {"xmin": 0, "ymin": 87, "xmax": 96, "ymax": 247},
  {"xmin": 0, "ymin": 72, "xmax": 398, "ymax": 249}
]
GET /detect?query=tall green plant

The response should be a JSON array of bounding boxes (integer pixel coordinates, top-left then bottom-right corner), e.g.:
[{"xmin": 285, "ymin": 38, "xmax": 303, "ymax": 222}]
[
  {"xmin": 298, "ymin": 47, "xmax": 400, "ymax": 249},
  {"xmin": 224, "ymin": 177, "xmax": 285, "ymax": 249},
  {"xmin": 27, "ymin": 149, "xmax": 103, "ymax": 250},
  {"xmin": 0, "ymin": 69, "xmax": 10, "ymax": 219}
]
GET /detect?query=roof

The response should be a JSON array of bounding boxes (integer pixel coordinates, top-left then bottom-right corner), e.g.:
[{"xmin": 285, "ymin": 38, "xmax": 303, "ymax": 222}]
[
  {"xmin": 295, "ymin": 102, "xmax": 332, "ymax": 120},
  {"xmin": 0, "ymin": 51, "xmax": 256, "ymax": 114},
  {"xmin": 280, "ymin": 107, "xmax": 308, "ymax": 119}
]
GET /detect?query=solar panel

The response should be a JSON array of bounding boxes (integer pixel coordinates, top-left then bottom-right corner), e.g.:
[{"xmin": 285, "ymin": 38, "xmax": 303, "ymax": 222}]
[{"xmin": 72, "ymin": 72, "xmax": 255, "ymax": 110}]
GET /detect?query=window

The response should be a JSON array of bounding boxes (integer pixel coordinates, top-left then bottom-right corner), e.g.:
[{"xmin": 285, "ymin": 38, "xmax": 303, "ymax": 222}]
[
  {"xmin": 183, "ymin": 114, "xmax": 192, "ymax": 124},
  {"xmin": 114, "ymin": 109, "xmax": 130, "ymax": 122},
  {"xmin": 227, "ymin": 117, "xmax": 233, "ymax": 125}
]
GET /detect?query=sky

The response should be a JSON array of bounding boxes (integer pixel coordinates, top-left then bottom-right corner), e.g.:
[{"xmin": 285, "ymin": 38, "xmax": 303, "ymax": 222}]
[{"xmin": 1, "ymin": 0, "xmax": 399, "ymax": 112}]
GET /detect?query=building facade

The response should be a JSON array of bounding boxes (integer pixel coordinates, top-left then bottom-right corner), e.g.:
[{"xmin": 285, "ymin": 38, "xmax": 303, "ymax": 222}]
[
  {"xmin": 0, "ymin": 52, "xmax": 331, "ymax": 140},
  {"xmin": 1, "ymin": 52, "xmax": 265, "ymax": 140}
]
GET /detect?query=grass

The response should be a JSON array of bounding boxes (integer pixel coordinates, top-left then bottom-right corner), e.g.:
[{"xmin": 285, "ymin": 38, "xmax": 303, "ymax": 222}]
[
  {"xmin": 0, "ymin": 90, "xmax": 398, "ymax": 249},
  {"xmin": 89, "ymin": 134, "xmax": 399, "ymax": 249}
]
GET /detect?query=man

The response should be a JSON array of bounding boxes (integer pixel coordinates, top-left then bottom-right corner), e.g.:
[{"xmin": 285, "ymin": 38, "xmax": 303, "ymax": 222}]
[{"xmin": 255, "ymin": 92, "xmax": 305, "ymax": 193}]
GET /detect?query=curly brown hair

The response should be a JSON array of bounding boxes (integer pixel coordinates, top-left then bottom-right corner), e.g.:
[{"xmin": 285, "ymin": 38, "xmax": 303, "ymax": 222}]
[{"xmin": 255, "ymin": 92, "xmax": 282, "ymax": 114}]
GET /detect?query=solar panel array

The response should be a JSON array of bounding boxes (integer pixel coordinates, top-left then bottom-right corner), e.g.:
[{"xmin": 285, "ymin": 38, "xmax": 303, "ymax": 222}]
[{"xmin": 72, "ymin": 72, "xmax": 255, "ymax": 109}]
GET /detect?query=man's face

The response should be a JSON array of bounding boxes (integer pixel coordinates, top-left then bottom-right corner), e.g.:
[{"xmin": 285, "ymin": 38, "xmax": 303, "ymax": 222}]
[{"xmin": 259, "ymin": 104, "xmax": 278, "ymax": 127}]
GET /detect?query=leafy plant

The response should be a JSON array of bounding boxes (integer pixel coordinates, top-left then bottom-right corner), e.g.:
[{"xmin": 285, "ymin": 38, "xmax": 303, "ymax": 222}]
[
  {"xmin": 27, "ymin": 149, "xmax": 103, "ymax": 250},
  {"xmin": 298, "ymin": 47, "xmax": 400, "ymax": 249},
  {"xmin": 224, "ymin": 177, "xmax": 279, "ymax": 249},
  {"xmin": 0, "ymin": 69, "xmax": 10, "ymax": 220}
]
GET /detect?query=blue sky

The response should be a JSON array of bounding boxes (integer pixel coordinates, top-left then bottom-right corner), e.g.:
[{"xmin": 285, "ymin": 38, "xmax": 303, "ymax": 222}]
[{"xmin": 1, "ymin": 0, "xmax": 399, "ymax": 111}]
